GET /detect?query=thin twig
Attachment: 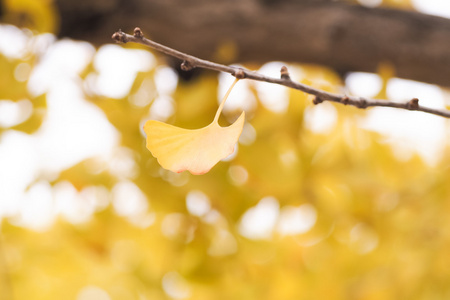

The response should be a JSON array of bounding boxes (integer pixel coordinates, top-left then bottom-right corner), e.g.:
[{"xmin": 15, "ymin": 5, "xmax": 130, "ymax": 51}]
[{"xmin": 112, "ymin": 28, "xmax": 450, "ymax": 119}]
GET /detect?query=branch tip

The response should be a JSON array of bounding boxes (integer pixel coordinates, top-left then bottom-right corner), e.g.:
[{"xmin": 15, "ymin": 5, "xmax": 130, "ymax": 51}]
[
  {"xmin": 280, "ymin": 66, "xmax": 291, "ymax": 80},
  {"xmin": 407, "ymin": 98, "xmax": 419, "ymax": 110},
  {"xmin": 180, "ymin": 60, "xmax": 195, "ymax": 71},
  {"xmin": 234, "ymin": 69, "xmax": 246, "ymax": 79},
  {"xmin": 313, "ymin": 96, "xmax": 323, "ymax": 105},
  {"xmin": 342, "ymin": 96, "xmax": 349, "ymax": 105},
  {"xmin": 134, "ymin": 27, "xmax": 144, "ymax": 38},
  {"xmin": 112, "ymin": 30, "xmax": 128, "ymax": 43}
]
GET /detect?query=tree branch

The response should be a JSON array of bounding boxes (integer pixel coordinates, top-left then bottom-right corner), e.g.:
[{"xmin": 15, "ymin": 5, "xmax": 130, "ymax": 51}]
[{"xmin": 112, "ymin": 28, "xmax": 450, "ymax": 119}]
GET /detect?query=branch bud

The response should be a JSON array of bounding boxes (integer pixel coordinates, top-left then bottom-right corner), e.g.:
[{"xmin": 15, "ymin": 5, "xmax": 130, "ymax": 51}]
[
  {"xmin": 357, "ymin": 99, "xmax": 368, "ymax": 109},
  {"xmin": 134, "ymin": 27, "xmax": 144, "ymax": 38},
  {"xmin": 313, "ymin": 96, "xmax": 323, "ymax": 105},
  {"xmin": 280, "ymin": 66, "xmax": 291, "ymax": 80},
  {"xmin": 341, "ymin": 96, "xmax": 349, "ymax": 105},
  {"xmin": 234, "ymin": 69, "xmax": 246, "ymax": 79},
  {"xmin": 111, "ymin": 29, "xmax": 128, "ymax": 43},
  {"xmin": 181, "ymin": 60, "xmax": 194, "ymax": 71},
  {"xmin": 407, "ymin": 98, "xmax": 419, "ymax": 110}
]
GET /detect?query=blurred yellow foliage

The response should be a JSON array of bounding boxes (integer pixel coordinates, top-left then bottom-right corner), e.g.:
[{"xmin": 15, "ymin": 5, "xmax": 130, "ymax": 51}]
[
  {"xmin": 2, "ymin": 2, "xmax": 450, "ymax": 300},
  {"xmin": 3, "ymin": 0, "xmax": 58, "ymax": 33}
]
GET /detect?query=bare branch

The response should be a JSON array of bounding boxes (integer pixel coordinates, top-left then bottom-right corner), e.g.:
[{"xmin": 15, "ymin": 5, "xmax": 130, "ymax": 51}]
[{"xmin": 112, "ymin": 28, "xmax": 450, "ymax": 119}]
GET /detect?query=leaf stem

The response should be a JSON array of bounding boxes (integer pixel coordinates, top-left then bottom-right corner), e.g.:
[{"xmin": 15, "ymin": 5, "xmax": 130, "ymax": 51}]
[{"xmin": 214, "ymin": 78, "xmax": 239, "ymax": 123}]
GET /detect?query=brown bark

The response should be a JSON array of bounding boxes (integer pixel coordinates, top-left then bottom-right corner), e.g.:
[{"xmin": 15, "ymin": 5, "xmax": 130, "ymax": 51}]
[{"xmin": 55, "ymin": 0, "xmax": 450, "ymax": 87}]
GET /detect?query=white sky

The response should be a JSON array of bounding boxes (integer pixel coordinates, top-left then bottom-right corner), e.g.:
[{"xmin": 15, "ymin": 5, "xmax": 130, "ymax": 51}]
[
  {"xmin": 411, "ymin": 0, "xmax": 450, "ymax": 18},
  {"xmin": 0, "ymin": 0, "xmax": 449, "ymax": 234}
]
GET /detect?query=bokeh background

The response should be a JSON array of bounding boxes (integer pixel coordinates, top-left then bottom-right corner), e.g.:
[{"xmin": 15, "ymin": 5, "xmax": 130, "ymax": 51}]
[{"xmin": 2, "ymin": 0, "xmax": 450, "ymax": 299}]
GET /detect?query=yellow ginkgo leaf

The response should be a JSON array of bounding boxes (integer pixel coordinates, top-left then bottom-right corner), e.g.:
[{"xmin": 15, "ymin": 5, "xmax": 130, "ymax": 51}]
[{"xmin": 144, "ymin": 78, "xmax": 245, "ymax": 175}]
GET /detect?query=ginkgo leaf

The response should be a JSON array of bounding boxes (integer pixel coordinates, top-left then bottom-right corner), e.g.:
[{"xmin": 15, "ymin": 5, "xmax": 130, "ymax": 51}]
[{"xmin": 144, "ymin": 78, "xmax": 245, "ymax": 175}]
